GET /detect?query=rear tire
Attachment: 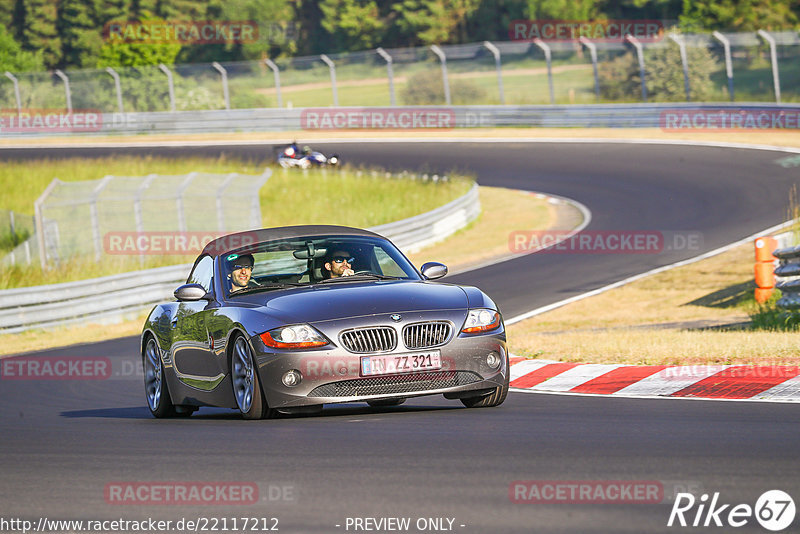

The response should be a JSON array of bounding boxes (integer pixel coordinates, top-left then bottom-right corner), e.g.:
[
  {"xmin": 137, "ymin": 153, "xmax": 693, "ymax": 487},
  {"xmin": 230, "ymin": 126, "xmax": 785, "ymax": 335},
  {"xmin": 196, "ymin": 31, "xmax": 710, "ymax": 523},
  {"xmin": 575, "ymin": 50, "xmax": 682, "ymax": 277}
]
[
  {"xmin": 460, "ymin": 370, "xmax": 509, "ymax": 408},
  {"xmin": 143, "ymin": 336, "xmax": 177, "ymax": 418},
  {"xmin": 231, "ymin": 335, "xmax": 274, "ymax": 420}
]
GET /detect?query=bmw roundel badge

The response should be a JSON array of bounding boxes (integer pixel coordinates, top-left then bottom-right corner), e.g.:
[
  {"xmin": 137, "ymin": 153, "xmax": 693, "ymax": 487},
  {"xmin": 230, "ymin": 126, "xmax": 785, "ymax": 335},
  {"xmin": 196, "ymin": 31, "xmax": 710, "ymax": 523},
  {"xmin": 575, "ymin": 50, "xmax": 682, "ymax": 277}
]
[{"xmin": 390, "ymin": 314, "xmax": 402, "ymax": 322}]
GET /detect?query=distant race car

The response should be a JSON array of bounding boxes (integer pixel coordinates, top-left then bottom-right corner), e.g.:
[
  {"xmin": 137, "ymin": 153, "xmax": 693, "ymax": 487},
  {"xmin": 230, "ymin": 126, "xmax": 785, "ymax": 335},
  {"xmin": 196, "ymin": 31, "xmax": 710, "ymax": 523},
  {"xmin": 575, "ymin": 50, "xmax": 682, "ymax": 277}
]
[
  {"xmin": 278, "ymin": 143, "xmax": 339, "ymax": 169},
  {"xmin": 141, "ymin": 225, "xmax": 508, "ymax": 419}
]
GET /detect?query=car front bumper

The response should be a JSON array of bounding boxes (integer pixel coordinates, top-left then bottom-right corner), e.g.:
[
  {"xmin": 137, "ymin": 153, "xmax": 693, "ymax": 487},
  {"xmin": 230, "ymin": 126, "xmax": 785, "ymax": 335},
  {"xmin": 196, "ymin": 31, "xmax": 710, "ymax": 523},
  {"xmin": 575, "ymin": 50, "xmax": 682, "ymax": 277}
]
[{"xmin": 252, "ymin": 331, "xmax": 507, "ymax": 409}]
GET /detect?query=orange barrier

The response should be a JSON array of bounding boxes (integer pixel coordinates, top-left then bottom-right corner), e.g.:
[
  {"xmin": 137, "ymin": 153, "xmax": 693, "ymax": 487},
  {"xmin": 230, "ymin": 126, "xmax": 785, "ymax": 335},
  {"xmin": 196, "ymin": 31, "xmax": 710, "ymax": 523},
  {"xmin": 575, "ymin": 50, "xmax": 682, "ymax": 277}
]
[{"xmin": 754, "ymin": 237, "xmax": 777, "ymax": 303}]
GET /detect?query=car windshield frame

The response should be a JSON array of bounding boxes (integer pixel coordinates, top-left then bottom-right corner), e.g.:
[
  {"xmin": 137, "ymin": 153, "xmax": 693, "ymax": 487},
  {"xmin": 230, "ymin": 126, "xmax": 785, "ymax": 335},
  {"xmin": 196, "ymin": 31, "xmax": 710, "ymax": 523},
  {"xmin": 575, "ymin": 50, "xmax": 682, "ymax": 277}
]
[{"xmin": 220, "ymin": 234, "xmax": 422, "ymax": 298}]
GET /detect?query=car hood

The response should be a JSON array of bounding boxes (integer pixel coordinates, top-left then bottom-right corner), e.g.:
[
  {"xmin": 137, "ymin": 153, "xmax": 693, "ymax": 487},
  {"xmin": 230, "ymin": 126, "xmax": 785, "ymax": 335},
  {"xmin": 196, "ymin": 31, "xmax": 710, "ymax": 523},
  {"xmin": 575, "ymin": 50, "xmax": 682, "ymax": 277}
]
[{"xmin": 252, "ymin": 280, "xmax": 468, "ymax": 324}]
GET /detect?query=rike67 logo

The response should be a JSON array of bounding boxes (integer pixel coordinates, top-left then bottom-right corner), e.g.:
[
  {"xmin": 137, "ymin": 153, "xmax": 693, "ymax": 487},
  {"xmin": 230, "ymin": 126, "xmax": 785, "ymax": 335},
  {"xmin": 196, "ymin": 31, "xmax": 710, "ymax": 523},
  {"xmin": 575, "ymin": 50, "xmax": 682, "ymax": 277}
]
[{"xmin": 668, "ymin": 490, "xmax": 795, "ymax": 531}]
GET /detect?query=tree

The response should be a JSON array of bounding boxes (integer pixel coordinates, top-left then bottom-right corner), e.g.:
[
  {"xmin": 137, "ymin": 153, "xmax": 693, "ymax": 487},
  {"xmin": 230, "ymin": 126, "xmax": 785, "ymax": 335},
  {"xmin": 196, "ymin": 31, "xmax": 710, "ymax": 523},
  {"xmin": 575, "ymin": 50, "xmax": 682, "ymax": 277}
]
[
  {"xmin": 680, "ymin": 0, "xmax": 799, "ymax": 32},
  {"xmin": 319, "ymin": 0, "xmax": 385, "ymax": 51},
  {"xmin": 0, "ymin": 0, "xmax": 14, "ymax": 29},
  {"xmin": 20, "ymin": 0, "xmax": 61, "ymax": 68},
  {"xmin": 57, "ymin": 0, "xmax": 98, "ymax": 68},
  {"xmin": 96, "ymin": 12, "xmax": 182, "ymax": 67},
  {"xmin": 393, "ymin": 0, "xmax": 481, "ymax": 45},
  {"xmin": 525, "ymin": 0, "xmax": 599, "ymax": 20},
  {"xmin": 0, "ymin": 22, "xmax": 44, "ymax": 72},
  {"xmin": 598, "ymin": 41, "xmax": 716, "ymax": 102},
  {"xmin": 182, "ymin": 0, "xmax": 295, "ymax": 63}
]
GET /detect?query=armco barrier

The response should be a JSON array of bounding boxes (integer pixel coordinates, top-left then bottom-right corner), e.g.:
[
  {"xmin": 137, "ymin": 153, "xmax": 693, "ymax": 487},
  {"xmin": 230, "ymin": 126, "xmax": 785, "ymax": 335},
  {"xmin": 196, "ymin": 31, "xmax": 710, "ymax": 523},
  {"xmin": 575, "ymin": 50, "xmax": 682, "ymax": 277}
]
[
  {"xmin": 0, "ymin": 183, "xmax": 479, "ymax": 334},
  {"xmin": 3, "ymin": 104, "xmax": 800, "ymax": 137},
  {"xmin": 775, "ymin": 243, "xmax": 800, "ymax": 310}
]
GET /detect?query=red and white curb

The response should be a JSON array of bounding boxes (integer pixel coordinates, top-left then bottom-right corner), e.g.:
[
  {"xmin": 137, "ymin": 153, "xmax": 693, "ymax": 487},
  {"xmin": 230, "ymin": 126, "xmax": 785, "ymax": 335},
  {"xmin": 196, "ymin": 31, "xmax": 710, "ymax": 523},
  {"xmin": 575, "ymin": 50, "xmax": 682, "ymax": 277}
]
[{"xmin": 509, "ymin": 357, "xmax": 800, "ymax": 402}]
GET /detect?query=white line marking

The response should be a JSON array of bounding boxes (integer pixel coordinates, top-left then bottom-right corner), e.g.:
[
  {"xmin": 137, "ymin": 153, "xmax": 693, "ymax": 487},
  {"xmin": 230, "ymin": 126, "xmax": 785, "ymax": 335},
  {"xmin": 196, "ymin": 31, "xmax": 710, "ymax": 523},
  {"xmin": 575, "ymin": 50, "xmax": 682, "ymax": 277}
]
[
  {"xmin": 754, "ymin": 374, "xmax": 800, "ymax": 401},
  {"xmin": 529, "ymin": 363, "xmax": 624, "ymax": 392},
  {"xmin": 614, "ymin": 365, "xmax": 732, "ymax": 397},
  {"xmin": 505, "ymin": 218, "xmax": 794, "ymax": 325},
  {"xmin": 509, "ymin": 386, "xmax": 800, "ymax": 404},
  {"xmin": 509, "ymin": 359, "xmax": 555, "ymax": 381}
]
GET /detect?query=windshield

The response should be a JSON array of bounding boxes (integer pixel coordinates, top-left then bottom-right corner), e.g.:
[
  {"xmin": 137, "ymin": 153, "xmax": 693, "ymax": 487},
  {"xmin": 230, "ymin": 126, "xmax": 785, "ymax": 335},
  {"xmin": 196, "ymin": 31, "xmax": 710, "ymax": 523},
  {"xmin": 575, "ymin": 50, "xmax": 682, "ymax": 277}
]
[{"xmin": 222, "ymin": 235, "xmax": 421, "ymax": 296}]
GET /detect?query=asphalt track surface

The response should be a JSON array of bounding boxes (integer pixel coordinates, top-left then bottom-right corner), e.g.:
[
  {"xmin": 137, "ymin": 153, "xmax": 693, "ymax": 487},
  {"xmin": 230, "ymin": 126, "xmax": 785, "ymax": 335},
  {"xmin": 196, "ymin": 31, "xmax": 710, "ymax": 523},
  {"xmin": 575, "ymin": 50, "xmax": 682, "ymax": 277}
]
[{"xmin": 2, "ymin": 141, "xmax": 800, "ymax": 533}]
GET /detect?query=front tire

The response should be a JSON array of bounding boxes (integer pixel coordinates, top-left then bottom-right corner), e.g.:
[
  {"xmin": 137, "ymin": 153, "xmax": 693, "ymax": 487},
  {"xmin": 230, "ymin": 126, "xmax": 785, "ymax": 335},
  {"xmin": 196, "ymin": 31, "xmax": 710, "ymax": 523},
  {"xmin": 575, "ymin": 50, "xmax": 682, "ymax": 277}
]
[
  {"xmin": 143, "ymin": 336, "xmax": 178, "ymax": 418},
  {"xmin": 231, "ymin": 335, "xmax": 272, "ymax": 420},
  {"xmin": 460, "ymin": 371, "xmax": 509, "ymax": 408}
]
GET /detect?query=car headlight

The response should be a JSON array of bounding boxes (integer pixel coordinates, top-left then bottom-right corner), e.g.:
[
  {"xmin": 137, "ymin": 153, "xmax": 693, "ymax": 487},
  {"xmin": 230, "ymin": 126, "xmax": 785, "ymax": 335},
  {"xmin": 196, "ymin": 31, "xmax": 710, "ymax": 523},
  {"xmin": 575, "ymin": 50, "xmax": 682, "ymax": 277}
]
[
  {"xmin": 461, "ymin": 309, "xmax": 501, "ymax": 334},
  {"xmin": 260, "ymin": 324, "xmax": 329, "ymax": 349}
]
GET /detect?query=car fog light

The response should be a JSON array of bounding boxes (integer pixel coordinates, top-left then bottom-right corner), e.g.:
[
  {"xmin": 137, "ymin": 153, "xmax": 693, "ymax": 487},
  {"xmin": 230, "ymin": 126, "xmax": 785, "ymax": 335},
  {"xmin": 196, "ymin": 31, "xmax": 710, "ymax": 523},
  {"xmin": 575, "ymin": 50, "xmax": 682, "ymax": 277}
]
[
  {"xmin": 486, "ymin": 352, "xmax": 501, "ymax": 369},
  {"xmin": 282, "ymin": 370, "xmax": 302, "ymax": 387}
]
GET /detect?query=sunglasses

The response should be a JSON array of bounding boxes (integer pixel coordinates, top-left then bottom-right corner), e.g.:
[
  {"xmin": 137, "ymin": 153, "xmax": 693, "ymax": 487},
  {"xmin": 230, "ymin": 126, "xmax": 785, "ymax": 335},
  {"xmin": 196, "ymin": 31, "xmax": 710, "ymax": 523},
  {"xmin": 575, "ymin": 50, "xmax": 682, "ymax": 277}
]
[
  {"xmin": 232, "ymin": 264, "xmax": 253, "ymax": 271},
  {"xmin": 332, "ymin": 257, "xmax": 354, "ymax": 264}
]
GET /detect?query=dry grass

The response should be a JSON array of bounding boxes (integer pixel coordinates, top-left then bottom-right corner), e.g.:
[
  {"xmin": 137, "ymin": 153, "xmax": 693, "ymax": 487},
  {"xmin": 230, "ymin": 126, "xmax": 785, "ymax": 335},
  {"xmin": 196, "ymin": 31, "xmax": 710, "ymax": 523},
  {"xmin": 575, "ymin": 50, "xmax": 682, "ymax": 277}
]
[
  {"xmin": 507, "ymin": 242, "xmax": 800, "ymax": 365},
  {"xmin": 407, "ymin": 188, "xmax": 555, "ymax": 271},
  {"xmin": 0, "ymin": 186, "xmax": 557, "ymax": 356},
  {"xmin": 512, "ymin": 330, "xmax": 800, "ymax": 366},
  {"xmin": 0, "ymin": 311, "xmax": 149, "ymax": 358}
]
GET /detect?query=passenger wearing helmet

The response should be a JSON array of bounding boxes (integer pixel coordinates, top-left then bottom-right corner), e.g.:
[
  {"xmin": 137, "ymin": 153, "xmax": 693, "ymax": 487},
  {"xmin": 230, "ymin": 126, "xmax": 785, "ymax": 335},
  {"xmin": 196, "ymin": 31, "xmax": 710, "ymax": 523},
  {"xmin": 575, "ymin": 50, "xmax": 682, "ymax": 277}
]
[{"xmin": 226, "ymin": 253, "xmax": 260, "ymax": 293}]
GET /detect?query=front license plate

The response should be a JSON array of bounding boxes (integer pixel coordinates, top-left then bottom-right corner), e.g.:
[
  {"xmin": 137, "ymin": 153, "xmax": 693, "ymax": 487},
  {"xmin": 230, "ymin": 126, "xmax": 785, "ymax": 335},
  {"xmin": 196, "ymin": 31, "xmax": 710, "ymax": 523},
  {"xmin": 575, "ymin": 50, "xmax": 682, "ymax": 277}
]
[{"xmin": 360, "ymin": 351, "xmax": 442, "ymax": 376}]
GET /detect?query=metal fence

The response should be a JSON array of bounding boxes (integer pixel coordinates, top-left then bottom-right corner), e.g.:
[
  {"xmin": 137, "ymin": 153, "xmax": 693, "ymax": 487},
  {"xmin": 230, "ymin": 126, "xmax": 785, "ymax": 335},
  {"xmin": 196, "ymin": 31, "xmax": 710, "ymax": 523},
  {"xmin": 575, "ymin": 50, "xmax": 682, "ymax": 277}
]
[
  {"xmin": 2, "ymin": 32, "xmax": 799, "ymax": 114},
  {"xmin": 1, "ymin": 170, "xmax": 270, "ymax": 269},
  {"xmin": 0, "ymin": 210, "xmax": 36, "ymax": 266},
  {"xmin": 0, "ymin": 182, "xmax": 480, "ymax": 333}
]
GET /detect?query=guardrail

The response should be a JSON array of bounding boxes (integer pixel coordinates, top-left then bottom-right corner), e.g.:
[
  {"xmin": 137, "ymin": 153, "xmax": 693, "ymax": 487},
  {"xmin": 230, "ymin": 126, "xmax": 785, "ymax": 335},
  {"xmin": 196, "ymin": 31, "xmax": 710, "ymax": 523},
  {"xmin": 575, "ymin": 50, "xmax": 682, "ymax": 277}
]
[
  {"xmin": 0, "ymin": 183, "xmax": 479, "ymax": 334},
  {"xmin": 774, "ymin": 242, "xmax": 800, "ymax": 310},
  {"xmin": 3, "ymin": 103, "xmax": 800, "ymax": 137}
]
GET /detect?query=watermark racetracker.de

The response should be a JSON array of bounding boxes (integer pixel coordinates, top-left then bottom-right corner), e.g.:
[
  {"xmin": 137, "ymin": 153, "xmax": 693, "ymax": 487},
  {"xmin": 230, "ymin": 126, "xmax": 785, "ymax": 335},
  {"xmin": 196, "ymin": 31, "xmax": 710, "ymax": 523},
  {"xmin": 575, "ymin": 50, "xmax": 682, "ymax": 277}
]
[
  {"xmin": 0, "ymin": 355, "xmax": 148, "ymax": 381},
  {"xmin": 509, "ymin": 480, "xmax": 704, "ymax": 505},
  {"xmin": 661, "ymin": 109, "xmax": 800, "ymax": 131},
  {"xmin": 102, "ymin": 20, "xmax": 260, "ymax": 44},
  {"xmin": 508, "ymin": 231, "xmax": 703, "ymax": 254},
  {"xmin": 300, "ymin": 108, "xmax": 456, "ymax": 130},
  {"xmin": 0, "ymin": 109, "xmax": 102, "ymax": 134},
  {"xmin": 509, "ymin": 19, "xmax": 664, "ymax": 42},
  {"xmin": 104, "ymin": 481, "xmax": 295, "ymax": 505},
  {"xmin": 104, "ymin": 231, "xmax": 259, "ymax": 256}
]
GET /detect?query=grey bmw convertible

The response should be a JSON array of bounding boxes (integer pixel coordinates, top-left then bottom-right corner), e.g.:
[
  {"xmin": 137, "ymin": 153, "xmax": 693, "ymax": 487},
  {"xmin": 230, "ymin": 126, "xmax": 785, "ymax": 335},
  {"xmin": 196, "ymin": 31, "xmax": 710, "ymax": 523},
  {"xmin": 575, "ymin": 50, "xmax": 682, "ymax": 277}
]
[{"xmin": 141, "ymin": 225, "xmax": 508, "ymax": 419}]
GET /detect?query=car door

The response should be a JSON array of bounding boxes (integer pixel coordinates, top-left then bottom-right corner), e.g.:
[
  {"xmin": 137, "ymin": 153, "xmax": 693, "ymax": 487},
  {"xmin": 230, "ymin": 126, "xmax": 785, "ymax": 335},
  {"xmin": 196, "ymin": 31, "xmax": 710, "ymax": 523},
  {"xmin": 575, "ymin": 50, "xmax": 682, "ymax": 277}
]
[{"xmin": 171, "ymin": 255, "xmax": 225, "ymax": 390}]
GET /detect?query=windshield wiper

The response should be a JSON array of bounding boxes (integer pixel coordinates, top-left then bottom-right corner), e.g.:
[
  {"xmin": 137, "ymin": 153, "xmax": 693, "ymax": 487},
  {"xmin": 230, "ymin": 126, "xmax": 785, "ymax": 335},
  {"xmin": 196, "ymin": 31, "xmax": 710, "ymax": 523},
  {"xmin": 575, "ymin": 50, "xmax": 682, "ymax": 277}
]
[{"xmin": 319, "ymin": 274, "xmax": 403, "ymax": 283}]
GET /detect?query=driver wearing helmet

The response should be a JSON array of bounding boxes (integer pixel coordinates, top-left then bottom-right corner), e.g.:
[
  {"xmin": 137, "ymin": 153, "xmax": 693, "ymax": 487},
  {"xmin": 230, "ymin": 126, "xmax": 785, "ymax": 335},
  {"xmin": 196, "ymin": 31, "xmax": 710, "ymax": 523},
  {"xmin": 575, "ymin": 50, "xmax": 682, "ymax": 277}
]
[{"xmin": 283, "ymin": 141, "xmax": 300, "ymax": 159}]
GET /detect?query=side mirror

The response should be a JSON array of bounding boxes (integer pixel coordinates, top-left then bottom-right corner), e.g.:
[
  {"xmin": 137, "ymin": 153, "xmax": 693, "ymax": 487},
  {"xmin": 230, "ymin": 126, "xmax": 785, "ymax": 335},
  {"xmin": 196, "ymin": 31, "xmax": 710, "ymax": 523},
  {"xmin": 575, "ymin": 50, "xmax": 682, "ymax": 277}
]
[
  {"xmin": 420, "ymin": 262, "xmax": 448, "ymax": 280},
  {"xmin": 174, "ymin": 283, "xmax": 211, "ymax": 301}
]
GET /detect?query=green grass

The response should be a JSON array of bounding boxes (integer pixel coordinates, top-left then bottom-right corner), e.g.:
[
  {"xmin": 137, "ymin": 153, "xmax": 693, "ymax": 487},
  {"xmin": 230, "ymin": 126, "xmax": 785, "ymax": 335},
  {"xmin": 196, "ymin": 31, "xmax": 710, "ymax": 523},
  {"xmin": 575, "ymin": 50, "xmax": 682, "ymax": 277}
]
[{"xmin": 0, "ymin": 155, "xmax": 472, "ymax": 289}]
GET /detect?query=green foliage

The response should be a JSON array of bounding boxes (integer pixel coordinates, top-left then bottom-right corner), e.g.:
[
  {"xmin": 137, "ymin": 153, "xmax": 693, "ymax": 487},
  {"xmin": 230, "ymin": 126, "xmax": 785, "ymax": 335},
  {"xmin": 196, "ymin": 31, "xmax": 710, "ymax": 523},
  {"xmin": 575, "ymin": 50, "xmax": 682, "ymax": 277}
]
[
  {"xmin": 680, "ymin": 0, "xmax": 799, "ymax": 32},
  {"xmin": 749, "ymin": 302, "xmax": 800, "ymax": 331},
  {"xmin": 526, "ymin": 0, "xmax": 599, "ymax": 20},
  {"xmin": 0, "ymin": 23, "xmax": 44, "ymax": 72},
  {"xmin": 393, "ymin": 0, "xmax": 481, "ymax": 45},
  {"xmin": 0, "ymin": 227, "xmax": 31, "ymax": 255},
  {"xmin": 96, "ymin": 13, "xmax": 182, "ymax": 68},
  {"xmin": 598, "ymin": 52, "xmax": 641, "ymax": 101},
  {"xmin": 401, "ymin": 68, "xmax": 486, "ymax": 105},
  {"xmin": 320, "ymin": 0, "xmax": 385, "ymax": 51},
  {"xmin": 57, "ymin": 0, "xmax": 127, "ymax": 68},
  {"xmin": 20, "ymin": 0, "xmax": 61, "ymax": 68},
  {"xmin": 644, "ymin": 41, "xmax": 716, "ymax": 101},
  {"xmin": 599, "ymin": 42, "xmax": 716, "ymax": 102}
]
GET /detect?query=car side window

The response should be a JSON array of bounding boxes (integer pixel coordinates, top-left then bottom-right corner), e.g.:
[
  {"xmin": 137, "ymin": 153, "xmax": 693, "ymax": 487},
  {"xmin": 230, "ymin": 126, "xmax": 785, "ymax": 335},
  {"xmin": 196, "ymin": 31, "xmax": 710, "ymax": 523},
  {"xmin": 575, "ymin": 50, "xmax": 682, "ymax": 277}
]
[{"xmin": 187, "ymin": 255, "xmax": 214, "ymax": 293}]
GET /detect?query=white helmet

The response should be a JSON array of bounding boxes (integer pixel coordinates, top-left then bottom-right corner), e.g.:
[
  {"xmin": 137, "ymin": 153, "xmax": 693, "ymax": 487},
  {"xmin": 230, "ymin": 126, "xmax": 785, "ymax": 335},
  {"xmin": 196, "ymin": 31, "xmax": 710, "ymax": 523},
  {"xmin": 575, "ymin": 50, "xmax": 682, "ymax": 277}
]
[{"xmin": 284, "ymin": 146, "xmax": 295, "ymax": 157}]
